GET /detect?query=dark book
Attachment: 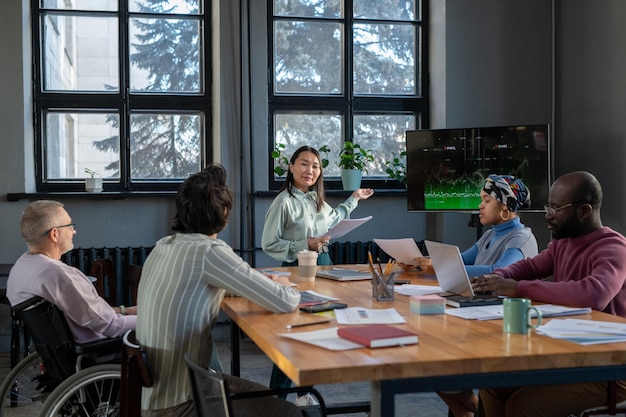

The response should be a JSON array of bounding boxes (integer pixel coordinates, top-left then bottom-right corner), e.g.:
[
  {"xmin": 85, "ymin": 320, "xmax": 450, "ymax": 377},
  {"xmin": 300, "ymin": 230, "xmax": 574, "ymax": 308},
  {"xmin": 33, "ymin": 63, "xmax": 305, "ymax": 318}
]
[
  {"xmin": 444, "ymin": 294, "xmax": 504, "ymax": 308},
  {"xmin": 337, "ymin": 324, "xmax": 418, "ymax": 348}
]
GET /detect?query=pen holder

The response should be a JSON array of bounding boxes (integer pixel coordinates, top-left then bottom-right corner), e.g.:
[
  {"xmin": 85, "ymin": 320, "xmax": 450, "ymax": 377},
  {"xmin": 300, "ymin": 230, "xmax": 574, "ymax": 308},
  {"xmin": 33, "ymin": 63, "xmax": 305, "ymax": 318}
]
[{"xmin": 372, "ymin": 272, "xmax": 395, "ymax": 301}]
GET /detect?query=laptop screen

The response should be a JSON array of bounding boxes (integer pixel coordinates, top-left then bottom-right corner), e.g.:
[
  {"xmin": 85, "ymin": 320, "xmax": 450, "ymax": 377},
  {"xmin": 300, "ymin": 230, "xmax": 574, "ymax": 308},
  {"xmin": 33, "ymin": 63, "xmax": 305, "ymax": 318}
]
[{"xmin": 424, "ymin": 240, "xmax": 475, "ymax": 296}]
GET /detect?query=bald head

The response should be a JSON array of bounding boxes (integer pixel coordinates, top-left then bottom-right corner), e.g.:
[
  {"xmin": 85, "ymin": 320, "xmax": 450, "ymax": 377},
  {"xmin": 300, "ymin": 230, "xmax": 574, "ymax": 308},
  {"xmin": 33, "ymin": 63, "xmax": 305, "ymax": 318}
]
[{"xmin": 552, "ymin": 171, "xmax": 602, "ymax": 210}]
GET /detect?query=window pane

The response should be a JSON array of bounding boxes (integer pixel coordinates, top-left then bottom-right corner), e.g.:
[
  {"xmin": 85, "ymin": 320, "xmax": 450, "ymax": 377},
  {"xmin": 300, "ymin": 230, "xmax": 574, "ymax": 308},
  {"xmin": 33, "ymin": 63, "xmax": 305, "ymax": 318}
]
[
  {"xmin": 274, "ymin": 0, "xmax": 342, "ymax": 18},
  {"xmin": 353, "ymin": 23, "xmax": 415, "ymax": 95},
  {"xmin": 353, "ymin": 0, "xmax": 416, "ymax": 20},
  {"xmin": 353, "ymin": 114, "xmax": 415, "ymax": 176},
  {"xmin": 45, "ymin": 112, "xmax": 120, "ymax": 180},
  {"xmin": 43, "ymin": 14, "xmax": 119, "ymax": 92},
  {"xmin": 274, "ymin": 113, "xmax": 342, "ymax": 177},
  {"xmin": 130, "ymin": 18, "xmax": 203, "ymax": 93},
  {"xmin": 274, "ymin": 21, "xmax": 343, "ymax": 94},
  {"xmin": 130, "ymin": 113, "xmax": 203, "ymax": 179},
  {"xmin": 129, "ymin": 0, "xmax": 201, "ymax": 14},
  {"xmin": 41, "ymin": 0, "xmax": 117, "ymax": 12}
]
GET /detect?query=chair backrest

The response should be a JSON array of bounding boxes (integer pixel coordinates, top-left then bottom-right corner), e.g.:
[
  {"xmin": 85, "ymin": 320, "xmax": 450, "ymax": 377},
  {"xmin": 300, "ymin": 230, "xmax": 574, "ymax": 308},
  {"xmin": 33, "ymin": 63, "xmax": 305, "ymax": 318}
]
[
  {"xmin": 120, "ymin": 330, "xmax": 153, "ymax": 417},
  {"xmin": 13, "ymin": 296, "xmax": 77, "ymax": 387},
  {"xmin": 124, "ymin": 264, "xmax": 142, "ymax": 306},
  {"xmin": 90, "ymin": 258, "xmax": 118, "ymax": 306},
  {"xmin": 184, "ymin": 352, "xmax": 233, "ymax": 417}
]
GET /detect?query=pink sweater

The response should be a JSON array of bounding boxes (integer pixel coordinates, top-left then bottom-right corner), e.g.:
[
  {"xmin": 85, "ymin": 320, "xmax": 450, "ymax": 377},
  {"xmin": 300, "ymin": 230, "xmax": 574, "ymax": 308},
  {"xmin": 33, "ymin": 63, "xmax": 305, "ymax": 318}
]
[{"xmin": 493, "ymin": 227, "xmax": 626, "ymax": 317}]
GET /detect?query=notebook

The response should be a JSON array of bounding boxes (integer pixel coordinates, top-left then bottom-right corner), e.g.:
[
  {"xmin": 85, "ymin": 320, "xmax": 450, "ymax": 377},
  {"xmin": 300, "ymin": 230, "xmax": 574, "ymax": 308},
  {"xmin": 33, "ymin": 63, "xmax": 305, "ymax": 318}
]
[
  {"xmin": 316, "ymin": 268, "xmax": 372, "ymax": 281},
  {"xmin": 423, "ymin": 240, "xmax": 503, "ymax": 308}
]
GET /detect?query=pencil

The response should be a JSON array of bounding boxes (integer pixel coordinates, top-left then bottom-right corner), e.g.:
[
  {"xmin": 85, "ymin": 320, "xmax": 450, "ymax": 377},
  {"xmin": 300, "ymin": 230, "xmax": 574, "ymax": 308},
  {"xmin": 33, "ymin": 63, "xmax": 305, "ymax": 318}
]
[{"xmin": 285, "ymin": 320, "xmax": 331, "ymax": 329}]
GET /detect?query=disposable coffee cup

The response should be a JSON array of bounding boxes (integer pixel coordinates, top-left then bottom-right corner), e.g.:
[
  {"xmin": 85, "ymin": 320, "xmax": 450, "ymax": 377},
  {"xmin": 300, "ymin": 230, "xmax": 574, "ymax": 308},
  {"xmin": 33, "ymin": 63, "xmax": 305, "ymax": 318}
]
[{"xmin": 297, "ymin": 250, "xmax": 318, "ymax": 282}]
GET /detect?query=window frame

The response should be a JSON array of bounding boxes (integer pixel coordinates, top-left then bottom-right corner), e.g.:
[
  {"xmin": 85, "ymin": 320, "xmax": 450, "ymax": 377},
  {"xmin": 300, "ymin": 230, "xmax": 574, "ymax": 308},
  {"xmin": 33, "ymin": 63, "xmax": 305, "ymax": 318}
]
[
  {"xmin": 31, "ymin": 0, "xmax": 212, "ymax": 193},
  {"xmin": 267, "ymin": 0, "xmax": 429, "ymax": 191}
]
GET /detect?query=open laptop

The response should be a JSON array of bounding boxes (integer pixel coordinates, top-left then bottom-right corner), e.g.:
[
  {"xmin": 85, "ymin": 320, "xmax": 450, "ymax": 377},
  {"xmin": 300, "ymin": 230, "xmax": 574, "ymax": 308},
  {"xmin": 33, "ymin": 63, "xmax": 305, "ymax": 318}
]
[
  {"xmin": 424, "ymin": 240, "xmax": 502, "ymax": 307},
  {"xmin": 316, "ymin": 268, "xmax": 372, "ymax": 282}
]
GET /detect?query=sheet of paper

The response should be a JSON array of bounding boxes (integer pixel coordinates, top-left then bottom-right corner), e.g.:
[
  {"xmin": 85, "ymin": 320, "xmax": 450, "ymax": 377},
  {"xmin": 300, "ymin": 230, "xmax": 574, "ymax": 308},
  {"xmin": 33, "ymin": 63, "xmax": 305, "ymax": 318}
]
[
  {"xmin": 537, "ymin": 318, "xmax": 626, "ymax": 345},
  {"xmin": 299, "ymin": 290, "xmax": 340, "ymax": 306},
  {"xmin": 373, "ymin": 238, "xmax": 423, "ymax": 265},
  {"xmin": 326, "ymin": 216, "xmax": 373, "ymax": 240},
  {"xmin": 445, "ymin": 304, "xmax": 592, "ymax": 321},
  {"xmin": 258, "ymin": 269, "xmax": 291, "ymax": 276},
  {"xmin": 335, "ymin": 307, "xmax": 406, "ymax": 324},
  {"xmin": 279, "ymin": 327, "xmax": 363, "ymax": 350},
  {"xmin": 394, "ymin": 284, "xmax": 443, "ymax": 297}
]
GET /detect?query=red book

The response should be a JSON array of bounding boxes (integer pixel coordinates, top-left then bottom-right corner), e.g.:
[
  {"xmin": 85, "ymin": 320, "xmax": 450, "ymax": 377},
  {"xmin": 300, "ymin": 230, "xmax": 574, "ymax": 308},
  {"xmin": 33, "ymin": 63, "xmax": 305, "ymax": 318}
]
[{"xmin": 337, "ymin": 324, "xmax": 418, "ymax": 348}]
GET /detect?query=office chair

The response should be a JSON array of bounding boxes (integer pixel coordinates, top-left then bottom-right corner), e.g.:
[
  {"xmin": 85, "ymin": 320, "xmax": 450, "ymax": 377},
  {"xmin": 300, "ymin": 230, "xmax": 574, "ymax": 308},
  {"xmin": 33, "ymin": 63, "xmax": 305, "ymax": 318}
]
[
  {"xmin": 90, "ymin": 258, "xmax": 118, "ymax": 306},
  {"xmin": 184, "ymin": 352, "xmax": 327, "ymax": 417},
  {"xmin": 120, "ymin": 330, "xmax": 153, "ymax": 417}
]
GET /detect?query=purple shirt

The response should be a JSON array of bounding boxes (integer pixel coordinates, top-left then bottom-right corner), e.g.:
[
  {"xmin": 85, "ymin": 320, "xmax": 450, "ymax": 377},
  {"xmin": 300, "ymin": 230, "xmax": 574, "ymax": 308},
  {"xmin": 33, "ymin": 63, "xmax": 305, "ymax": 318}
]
[
  {"xmin": 7, "ymin": 252, "xmax": 135, "ymax": 343},
  {"xmin": 494, "ymin": 227, "xmax": 626, "ymax": 317}
]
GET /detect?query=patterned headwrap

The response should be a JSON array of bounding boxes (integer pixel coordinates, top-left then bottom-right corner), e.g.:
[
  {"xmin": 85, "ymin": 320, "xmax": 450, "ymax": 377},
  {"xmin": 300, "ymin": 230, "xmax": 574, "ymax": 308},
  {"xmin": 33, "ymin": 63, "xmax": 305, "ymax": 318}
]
[{"xmin": 482, "ymin": 174, "xmax": 531, "ymax": 212}]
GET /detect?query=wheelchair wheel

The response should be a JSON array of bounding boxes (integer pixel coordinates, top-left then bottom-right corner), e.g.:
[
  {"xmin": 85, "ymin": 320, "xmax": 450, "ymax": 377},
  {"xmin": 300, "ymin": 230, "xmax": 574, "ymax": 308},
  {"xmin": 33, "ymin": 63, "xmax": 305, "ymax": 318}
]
[
  {"xmin": 37, "ymin": 364, "xmax": 121, "ymax": 417},
  {"xmin": 0, "ymin": 352, "xmax": 49, "ymax": 417}
]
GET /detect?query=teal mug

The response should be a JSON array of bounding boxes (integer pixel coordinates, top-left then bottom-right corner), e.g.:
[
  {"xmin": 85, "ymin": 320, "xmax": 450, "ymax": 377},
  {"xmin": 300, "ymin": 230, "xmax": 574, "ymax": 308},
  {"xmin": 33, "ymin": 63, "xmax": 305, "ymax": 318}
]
[{"xmin": 503, "ymin": 298, "xmax": 542, "ymax": 334}]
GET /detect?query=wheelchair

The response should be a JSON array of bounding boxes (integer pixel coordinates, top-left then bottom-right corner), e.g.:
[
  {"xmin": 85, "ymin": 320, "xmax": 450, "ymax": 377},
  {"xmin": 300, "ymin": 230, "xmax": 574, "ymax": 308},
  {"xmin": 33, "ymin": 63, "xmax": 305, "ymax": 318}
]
[{"xmin": 0, "ymin": 296, "xmax": 122, "ymax": 417}]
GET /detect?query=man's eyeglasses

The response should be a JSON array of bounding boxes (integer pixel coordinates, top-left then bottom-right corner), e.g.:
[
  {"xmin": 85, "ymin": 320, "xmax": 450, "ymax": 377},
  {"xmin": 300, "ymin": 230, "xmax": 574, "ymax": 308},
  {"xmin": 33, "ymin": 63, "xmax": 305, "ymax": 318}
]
[
  {"xmin": 543, "ymin": 201, "xmax": 587, "ymax": 216},
  {"xmin": 44, "ymin": 223, "xmax": 76, "ymax": 235}
]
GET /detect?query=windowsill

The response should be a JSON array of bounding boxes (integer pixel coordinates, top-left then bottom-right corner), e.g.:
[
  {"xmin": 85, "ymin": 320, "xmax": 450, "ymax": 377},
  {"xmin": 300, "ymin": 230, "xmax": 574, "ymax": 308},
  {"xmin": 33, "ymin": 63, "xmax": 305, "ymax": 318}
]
[
  {"xmin": 255, "ymin": 189, "xmax": 406, "ymax": 197},
  {"xmin": 6, "ymin": 191, "xmax": 177, "ymax": 201}
]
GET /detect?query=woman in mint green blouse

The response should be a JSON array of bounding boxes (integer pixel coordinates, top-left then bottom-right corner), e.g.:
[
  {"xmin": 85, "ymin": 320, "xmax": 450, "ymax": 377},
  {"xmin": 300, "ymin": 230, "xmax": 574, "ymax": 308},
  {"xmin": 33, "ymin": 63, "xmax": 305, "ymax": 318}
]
[
  {"xmin": 262, "ymin": 145, "xmax": 373, "ymax": 405},
  {"xmin": 262, "ymin": 145, "xmax": 374, "ymax": 266}
]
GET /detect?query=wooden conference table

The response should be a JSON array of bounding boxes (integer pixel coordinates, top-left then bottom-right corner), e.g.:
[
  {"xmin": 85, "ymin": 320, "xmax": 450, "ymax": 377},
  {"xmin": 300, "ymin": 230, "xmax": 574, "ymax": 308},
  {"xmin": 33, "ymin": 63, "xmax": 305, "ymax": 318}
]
[{"xmin": 220, "ymin": 266, "xmax": 626, "ymax": 417}]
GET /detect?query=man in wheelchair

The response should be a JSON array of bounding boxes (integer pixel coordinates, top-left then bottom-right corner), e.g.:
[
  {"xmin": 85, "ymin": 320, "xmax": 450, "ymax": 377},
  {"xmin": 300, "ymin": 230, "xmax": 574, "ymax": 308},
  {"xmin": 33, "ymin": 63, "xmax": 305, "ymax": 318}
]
[{"xmin": 7, "ymin": 199, "xmax": 136, "ymax": 343}]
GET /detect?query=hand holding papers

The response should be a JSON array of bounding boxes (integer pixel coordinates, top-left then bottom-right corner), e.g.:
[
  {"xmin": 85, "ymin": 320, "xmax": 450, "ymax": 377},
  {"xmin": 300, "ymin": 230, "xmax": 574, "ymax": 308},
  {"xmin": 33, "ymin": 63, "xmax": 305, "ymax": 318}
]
[
  {"xmin": 326, "ymin": 216, "xmax": 372, "ymax": 240},
  {"xmin": 373, "ymin": 238, "xmax": 423, "ymax": 265}
]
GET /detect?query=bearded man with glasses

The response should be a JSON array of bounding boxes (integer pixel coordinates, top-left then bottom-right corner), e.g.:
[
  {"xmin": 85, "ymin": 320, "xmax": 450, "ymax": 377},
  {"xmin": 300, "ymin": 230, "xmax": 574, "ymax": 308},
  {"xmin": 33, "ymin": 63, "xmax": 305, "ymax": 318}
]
[
  {"xmin": 7, "ymin": 200, "xmax": 136, "ymax": 343},
  {"xmin": 472, "ymin": 171, "xmax": 626, "ymax": 416}
]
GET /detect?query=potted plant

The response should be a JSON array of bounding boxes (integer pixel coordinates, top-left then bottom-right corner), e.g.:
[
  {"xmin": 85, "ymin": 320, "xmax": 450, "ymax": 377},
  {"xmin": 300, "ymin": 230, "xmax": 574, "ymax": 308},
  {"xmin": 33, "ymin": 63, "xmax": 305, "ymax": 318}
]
[
  {"xmin": 338, "ymin": 142, "xmax": 374, "ymax": 190},
  {"xmin": 84, "ymin": 168, "xmax": 103, "ymax": 193},
  {"xmin": 384, "ymin": 151, "xmax": 407, "ymax": 186}
]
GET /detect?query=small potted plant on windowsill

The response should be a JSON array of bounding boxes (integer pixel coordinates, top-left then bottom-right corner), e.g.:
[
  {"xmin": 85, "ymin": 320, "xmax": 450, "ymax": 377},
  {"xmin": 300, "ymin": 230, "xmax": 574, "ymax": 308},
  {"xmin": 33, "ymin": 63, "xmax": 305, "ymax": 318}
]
[
  {"xmin": 384, "ymin": 151, "xmax": 407, "ymax": 187},
  {"xmin": 338, "ymin": 142, "xmax": 374, "ymax": 190},
  {"xmin": 84, "ymin": 168, "xmax": 103, "ymax": 193}
]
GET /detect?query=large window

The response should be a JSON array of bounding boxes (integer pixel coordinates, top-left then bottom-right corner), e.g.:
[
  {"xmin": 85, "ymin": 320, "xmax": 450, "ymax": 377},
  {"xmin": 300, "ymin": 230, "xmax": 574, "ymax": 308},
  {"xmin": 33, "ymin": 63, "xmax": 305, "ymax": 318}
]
[
  {"xmin": 32, "ymin": 0, "xmax": 210, "ymax": 192},
  {"xmin": 269, "ymin": 0, "xmax": 428, "ymax": 189}
]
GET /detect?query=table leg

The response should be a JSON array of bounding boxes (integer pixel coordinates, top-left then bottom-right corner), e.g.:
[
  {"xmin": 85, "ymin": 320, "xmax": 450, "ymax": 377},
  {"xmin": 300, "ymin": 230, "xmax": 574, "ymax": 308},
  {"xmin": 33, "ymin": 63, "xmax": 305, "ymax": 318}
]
[
  {"xmin": 371, "ymin": 380, "xmax": 396, "ymax": 417},
  {"xmin": 230, "ymin": 320, "xmax": 240, "ymax": 376}
]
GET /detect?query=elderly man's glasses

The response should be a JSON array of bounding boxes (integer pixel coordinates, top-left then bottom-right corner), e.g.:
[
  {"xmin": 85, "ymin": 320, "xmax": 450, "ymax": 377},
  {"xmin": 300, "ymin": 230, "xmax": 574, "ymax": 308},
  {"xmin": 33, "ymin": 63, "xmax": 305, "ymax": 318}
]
[
  {"xmin": 44, "ymin": 223, "xmax": 76, "ymax": 235},
  {"xmin": 543, "ymin": 201, "xmax": 586, "ymax": 216}
]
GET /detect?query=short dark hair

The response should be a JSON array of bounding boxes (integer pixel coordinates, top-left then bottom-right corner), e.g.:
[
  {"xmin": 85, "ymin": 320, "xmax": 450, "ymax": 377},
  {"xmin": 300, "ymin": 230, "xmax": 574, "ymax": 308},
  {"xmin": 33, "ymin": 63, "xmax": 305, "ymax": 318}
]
[
  {"xmin": 280, "ymin": 145, "xmax": 326, "ymax": 211},
  {"xmin": 172, "ymin": 164, "xmax": 234, "ymax": 234}
]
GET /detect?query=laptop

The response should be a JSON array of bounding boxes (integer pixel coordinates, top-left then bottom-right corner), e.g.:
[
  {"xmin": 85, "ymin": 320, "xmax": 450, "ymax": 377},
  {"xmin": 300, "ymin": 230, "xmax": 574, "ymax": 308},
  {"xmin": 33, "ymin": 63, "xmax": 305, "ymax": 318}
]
[
  {"xmin": 316, "ymin": 268, "xmax": 372, "ymax": 282},
  {"xmin": 424, "ymin": 240, "xmax": 502, "ymax": 307}
]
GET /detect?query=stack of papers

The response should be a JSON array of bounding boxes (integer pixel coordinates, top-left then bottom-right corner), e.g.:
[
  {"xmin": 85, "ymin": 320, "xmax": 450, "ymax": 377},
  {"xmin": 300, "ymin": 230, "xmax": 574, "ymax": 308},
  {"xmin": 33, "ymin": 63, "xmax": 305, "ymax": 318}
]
[
  {"xmin": 335, "ymin": 307, "xmax": 406, "ymax": 324},
  {"xmin": 537, "ymin": 318, "xmax": 626, "ymax": 345},
  {"xmin": 395, "ymin": 284, "xmax": 443, "ymax": 297},
  {"xmin": 445, "ymin": 304, "xmax": 591, "ymax": 320},
  {"xmin": 299, "ymin": 290, "xmax": 340, "ymax": 306}
]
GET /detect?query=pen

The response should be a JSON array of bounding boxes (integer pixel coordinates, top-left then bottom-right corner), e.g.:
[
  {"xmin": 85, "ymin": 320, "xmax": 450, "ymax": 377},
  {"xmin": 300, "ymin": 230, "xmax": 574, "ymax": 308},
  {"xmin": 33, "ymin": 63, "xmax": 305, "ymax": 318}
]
[{"xmin": 286, "ymin": 320, "xmax": 331, "ymax": 329}]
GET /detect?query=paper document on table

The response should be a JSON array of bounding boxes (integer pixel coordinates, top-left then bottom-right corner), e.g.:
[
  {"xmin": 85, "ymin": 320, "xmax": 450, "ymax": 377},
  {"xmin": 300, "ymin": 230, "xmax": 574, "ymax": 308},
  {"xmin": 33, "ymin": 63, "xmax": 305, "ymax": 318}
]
[
  {"xmin": 445, "ymin": 304, "xmax": 592, "ymax": 321},
  {"xmin": 537, "ymin": 318, "xmax": 626, "ymax": 345},
  {"xmin": 279, "ymin": 327, "xmax": 363, "ymax": 350},
  {"xmin": 326, "ymin": 216, "xmax": 373, "ymax": 240},
  {"xmin": 335, "ymin": 307, "xmax": 406, "ymax": 324},
  {"xmin": 394, "ymin": 284, "xmax": 443, "ymax": 297},
  {"xmin": 373, "ymin": 238, "xmax": 423, "ymax": 265}
]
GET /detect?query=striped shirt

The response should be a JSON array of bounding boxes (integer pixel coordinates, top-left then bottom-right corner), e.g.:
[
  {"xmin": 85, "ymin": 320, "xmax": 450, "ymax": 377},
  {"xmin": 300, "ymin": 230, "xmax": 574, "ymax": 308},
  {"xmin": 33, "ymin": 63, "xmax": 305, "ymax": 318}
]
[{"xmin": 136, "ymin": 233, "xmax": 300, "ymax": 411}]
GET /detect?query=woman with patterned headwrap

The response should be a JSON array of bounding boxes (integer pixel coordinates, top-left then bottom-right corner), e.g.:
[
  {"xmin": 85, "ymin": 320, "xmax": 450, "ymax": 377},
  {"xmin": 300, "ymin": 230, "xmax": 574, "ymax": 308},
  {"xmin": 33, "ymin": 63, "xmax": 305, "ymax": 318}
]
[
  {"xmin": 400, "ymin": 174, "xmax": 539, "ymax": 417},
  {"xmin": 401, "ymin": 174, "xmax": 538, "ymax": 278}
]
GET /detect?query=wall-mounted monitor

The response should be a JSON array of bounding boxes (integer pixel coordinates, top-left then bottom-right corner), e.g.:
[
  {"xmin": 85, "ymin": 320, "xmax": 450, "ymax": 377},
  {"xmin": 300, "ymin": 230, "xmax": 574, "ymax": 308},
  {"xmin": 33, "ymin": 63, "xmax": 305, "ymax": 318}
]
[{"xmin": 406, "ymin": 124, "xmax": 551, "ymax": 212}]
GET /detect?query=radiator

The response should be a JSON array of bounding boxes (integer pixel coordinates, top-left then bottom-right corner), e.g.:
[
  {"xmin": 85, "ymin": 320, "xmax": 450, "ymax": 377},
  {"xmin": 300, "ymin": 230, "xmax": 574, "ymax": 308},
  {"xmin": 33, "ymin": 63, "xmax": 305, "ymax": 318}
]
[{"xmin": 61, "ymin": 246, "xmax": 153, "ymax": 305}]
